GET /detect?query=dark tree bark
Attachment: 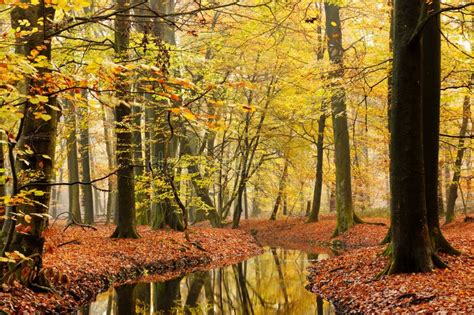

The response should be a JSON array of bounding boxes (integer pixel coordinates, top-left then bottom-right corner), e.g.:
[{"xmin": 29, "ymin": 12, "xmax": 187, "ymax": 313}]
[
  {"xmin": 115, "ymin": 284, "xmax": 136, "ymax": 315},
  {"xmin": 422, "ymin": 0, "xmax": 458, "ymax": 255},
  {"xmin": 308, "ymin": 107, "xmax": 326, "ymax": 222},
  {"xmin": 77, "ymin": 104, "xmax": 94, "ymax": 224},
  {"xmin": 446, "ymin": 92, "xmax": 471, "ymax": 223},
  {"xmin": 66, "ymin": 104, "xmax": 81, "ymax": 223},
  {"xmin": 324, "ymin": 3, "xmax": 354, "ymax": 235},
  {"xmin": 7, "ymin": 1, "xmax": 58, "ymax": 283},
  {"xmin": 111, "ymin": 0, "xmax": 140, "ymax": 239},
  {"xmin": 385, "ymin": 0, "xmax": 434, "ymax": 274}
]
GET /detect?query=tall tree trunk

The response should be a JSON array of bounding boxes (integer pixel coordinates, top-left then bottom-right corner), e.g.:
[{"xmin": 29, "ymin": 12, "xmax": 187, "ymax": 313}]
[
  {"xmin": 7, "ymin": 1, "xmax": 58, "ymax": 284},
  {"xmin": 270, "ymin": 160, "xmax": 289, "ymax": 220},
  {"xmin": 385, "ymin": 0, "xmax": 434, "ymax": 274},
  {"xmin": 438, "ymin": 167, "xmax": 445, "ymax": 217},
  {"xmin": 446, "ymin": 93, "xmax": 471, "ymax": 223},
  {"xmin": 181, "ymin": 137, "xmax": 220, "ymax": 227},
  {"xmin": 102, "ymin": 105, "xmax": 117, "ymax": 225},
  {"xmin": 66, "ymin": 106, "xmax": 81, "ymax": 223},
  {"xmin": 308, "ymin": 107, "xmax": 326, "ymax": 222},
  {"xmin": 111, "ymin": 0, "xmax": 140, "ymax": 239},
  {"xmin": 78, "ymin": 104, "xmax": 94, "ymax": 224},
  {"xmin": 422, "ymin": 0, "xmax": 458, "ymax": 254},
  {"xmin": 324, "ymin": 3, "xmax": 354, "ymax": 236},
  {"xmin": 0, "ymin": 136, "xmax": 5, "ymax": 198}
]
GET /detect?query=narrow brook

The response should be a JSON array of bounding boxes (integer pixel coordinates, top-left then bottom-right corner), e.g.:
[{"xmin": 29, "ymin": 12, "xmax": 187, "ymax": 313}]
[{"xmin": 78, "ymin": 247, "xmax": 335, "ymax": 314}]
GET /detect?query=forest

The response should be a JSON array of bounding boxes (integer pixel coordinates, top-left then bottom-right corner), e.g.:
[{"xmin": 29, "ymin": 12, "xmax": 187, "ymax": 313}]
[{"xmin": 0, "ymin": 0, "xmax": 472, "ymax": 313}]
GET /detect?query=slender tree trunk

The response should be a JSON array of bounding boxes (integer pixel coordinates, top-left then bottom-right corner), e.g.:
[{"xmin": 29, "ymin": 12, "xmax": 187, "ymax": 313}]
[
  {"xmin": 270, "ymin": 160, "xmax": 289, "ymax": 220},
  {"xmin": 446, "ymin": 93, "xmax": 471, "ymax": 223},
  {"xmin": 66, "ymin": 108, "xmax": 81, "ymax": 223},
  {"xmin": 385, "ymin": 0, "xmax": 434, "ymax": 274},
  {"xmin": 0, "ymin": 136, "xmax": 5, "ymax": 198},
  {"xmin": 111, "ymin": 0, "xmax": 140, "ymax": 239},
  {"xmin": 308, "ymin": 108, "xmax": 326, "ymax": 222},
  {"xmin": 324, "ymin": 3, "xmax": 354, "ymax": 235},
  {"xmin": 438, "ymin": 167, "xmax": 445, "ymax": 217},
  {"xmin": 78, "ymin": 104, "xmax": 94, "ymax": 224},
  {"xmin": 102, "ymin": 105, "xmax": 117, "ymax": 225}
]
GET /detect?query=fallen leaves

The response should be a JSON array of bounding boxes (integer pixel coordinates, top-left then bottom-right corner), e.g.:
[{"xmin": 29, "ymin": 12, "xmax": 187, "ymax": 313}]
[{"xmin": 0, "ymin": 224, "xmax": 262, "ymax": 313}]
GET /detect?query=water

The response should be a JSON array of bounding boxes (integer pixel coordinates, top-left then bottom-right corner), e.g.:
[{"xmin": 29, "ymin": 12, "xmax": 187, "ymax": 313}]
[{"xmin": 79, "ymin": 247, "xmax": 335, "ymax": 314}]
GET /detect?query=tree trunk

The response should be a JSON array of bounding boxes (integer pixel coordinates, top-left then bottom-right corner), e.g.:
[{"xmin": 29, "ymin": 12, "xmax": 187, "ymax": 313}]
[
  {"xmin": 0, "ymin": 136, "xmax": 5, "ymax": 198},
  {"xmin": 422, "ymin": 0, "xmax": 458, "ymax": 255},
  {"xmin": 385, "ymin": 0, "xmax": 434, "ymax": 274},
  {"xmin": 270, "ymin": 160, "xmax": 289, "ymax": 220},
  {"xmin": 66, "ymin": 105, "xmax": 81, "ymax": 223},
  {"xmin": 446, "ymin": 92, "xmax": 471, "ymax": 223},
  {"xmin": 7, "ymin": 1, "xmax": 59, "ymax": 284},
  {"xmin": 111, "ymin": 0, "xmax": 140, "ymax": 239},
  {"xmin": 324, "ymin": 3, "xmax": 354, "ymax": 236},
  {"xmin": 78, "ymin": 103, "xmax": 94, "ymax": 224},
  {"xmin": 308, "ymin": 108, "xmax": 326, "ymax": 222},
  {"xmin": 102, "ymin": 105, "xmax": 117, "ymax": 225}
]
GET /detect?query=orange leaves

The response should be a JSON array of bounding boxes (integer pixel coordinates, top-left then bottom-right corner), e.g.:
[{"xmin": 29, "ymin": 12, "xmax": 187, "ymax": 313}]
[
  {"xmin": 1, "ymin": 224, "xmax": 261, "ymax": 313},
  {"xmin": 169, "ymin": 107, "xmax": 196, "ymax": 120}
]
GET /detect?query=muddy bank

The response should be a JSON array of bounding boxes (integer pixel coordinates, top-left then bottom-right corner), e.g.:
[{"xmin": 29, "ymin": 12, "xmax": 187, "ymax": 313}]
[{"xmin": 0, "ymin": 224, "xmax": 262, "ymax": 313}]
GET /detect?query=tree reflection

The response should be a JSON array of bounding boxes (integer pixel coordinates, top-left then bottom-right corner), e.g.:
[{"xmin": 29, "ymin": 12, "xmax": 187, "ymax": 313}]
[{"xmin": 83, "ymin": 248, "xmax": 336, "ymax": 315}]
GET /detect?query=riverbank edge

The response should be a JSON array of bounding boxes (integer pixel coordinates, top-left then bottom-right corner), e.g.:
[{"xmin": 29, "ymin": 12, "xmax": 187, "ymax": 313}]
[
  {"xmin": 240, "ymin": 216, "xmax": 473, "ymax": 313},
  {"xmin": 305, "ymin": 219, "xmax": 473, "ymax": 313},
  {"xmin": 0, "ymin": 225, "xmax": 263, "ymax": 314}
]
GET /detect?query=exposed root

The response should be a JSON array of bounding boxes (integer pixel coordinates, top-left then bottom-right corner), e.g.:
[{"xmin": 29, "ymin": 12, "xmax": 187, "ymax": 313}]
[
  {"xmin": 431, "ymin": 252, "xmax": 449, "ymax": 269},
  {"xmin": 110, "ymin": 228, "xmax": 140, "ymax": 239},
  {"xmin": 380, "ymin": 228, "xmax": 391, "ymax": 245},
  {"xmin": 354, "ymin": 213, "xmax": 386, "ymax": 226},
  {"xmin": 431, "ymin": 228, "xmax": 461, "ymax": 255}
]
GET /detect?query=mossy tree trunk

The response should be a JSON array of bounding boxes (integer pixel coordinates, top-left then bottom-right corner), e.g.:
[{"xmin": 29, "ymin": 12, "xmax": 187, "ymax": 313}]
[
  {"xmin": 66, "ymin": 103, "xmax": 81, "ymax": 223},
  {"xmin": 7, "ymin": 1, "xmax": 58, "ymax": 284},
  {"xmin": 77, "ymin": 103, "xmax": 94, "ymax": 224},
  {"xmin": 111, "ymin": 0, "xmax": 140, "ymax": 239},
  {"xmin": 324, "ymin": 3, "xmax": 354, "ymax": 236}
]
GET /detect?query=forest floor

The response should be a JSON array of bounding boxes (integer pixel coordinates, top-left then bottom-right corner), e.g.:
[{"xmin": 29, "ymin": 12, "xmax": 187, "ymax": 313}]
[
  {"xmin": 240, "ymin": 215, "xmax": 474, "ymax": 313},
  {"xmin": 0, "ymin": 223, "xmax": 262, "ymax": 313}
]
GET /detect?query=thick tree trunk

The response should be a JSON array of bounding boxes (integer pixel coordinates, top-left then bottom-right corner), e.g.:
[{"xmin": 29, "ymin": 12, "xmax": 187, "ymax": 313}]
[
  {"xmin": 422, "ymin": 0, "xmax": 458, "ymax": 255},
  {"xmin": 324, "ymin": 3, "xmax": 354, "ymax": 236},
  {"xmin": 7, "ymin": 1, "xmax": 58, "ymax": 283},
  {"xmin": 78, "ymin": 104, "xmax": 94, "ymax": 224},
  {"xmin": 111, "ymin": 0, "xmax": 139, "ymax": 239},
  {"xmin": 446, "ymin": 93, "xmax": 471, "ymax": 223},
  {"xmin": 66, "ymin": 105, "xmax": 81, "ymax": 223},
  {"xmin": 386, "ymin": 0, "xmax": 434, "ymax": 274}
]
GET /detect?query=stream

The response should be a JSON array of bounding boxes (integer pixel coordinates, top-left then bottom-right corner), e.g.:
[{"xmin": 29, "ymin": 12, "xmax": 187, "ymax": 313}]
[{"xmin": 78, "ymin": 247, "xmax": 335, "ymax": 314}]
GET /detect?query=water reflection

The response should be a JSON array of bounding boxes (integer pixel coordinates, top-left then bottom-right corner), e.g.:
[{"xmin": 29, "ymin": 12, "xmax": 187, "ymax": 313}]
[{"xmin": 79, "ymin": 248, "xmax": 335, "ymax": 315}]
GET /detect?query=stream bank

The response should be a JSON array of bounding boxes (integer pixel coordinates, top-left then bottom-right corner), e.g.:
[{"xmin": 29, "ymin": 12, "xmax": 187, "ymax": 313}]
[{"xmin": 0, "ymin": 224, "xmax": 262, "ymax": 313}]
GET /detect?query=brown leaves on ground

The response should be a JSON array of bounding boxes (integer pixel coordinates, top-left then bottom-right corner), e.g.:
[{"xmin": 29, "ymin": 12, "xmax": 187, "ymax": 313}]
[
  {"xmin": 239, "ymin": 215, "xmax": 388, "ymax": 253},
  {"xmin": 240, "ymin": 215, "xmax": 473, "ymax": 313},
  {"xmin": 306, "ymin": 218, "xmax": 473, "ymax": 313},
  {"xmin": 0, "ymin": 224, "xmax": 262, "ymax": 313}
]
